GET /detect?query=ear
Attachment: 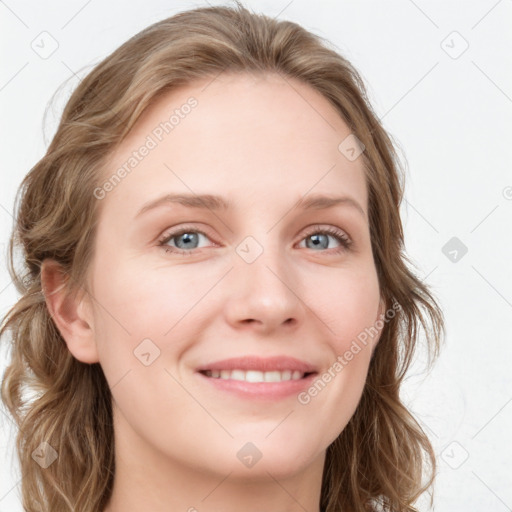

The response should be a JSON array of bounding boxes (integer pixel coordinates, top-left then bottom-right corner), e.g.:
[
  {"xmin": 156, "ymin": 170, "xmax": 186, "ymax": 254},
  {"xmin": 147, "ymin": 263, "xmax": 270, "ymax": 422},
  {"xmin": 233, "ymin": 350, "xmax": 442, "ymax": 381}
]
[{"xmin": 41, "ymin": 259, "xmax": 99, "ymax": 364}]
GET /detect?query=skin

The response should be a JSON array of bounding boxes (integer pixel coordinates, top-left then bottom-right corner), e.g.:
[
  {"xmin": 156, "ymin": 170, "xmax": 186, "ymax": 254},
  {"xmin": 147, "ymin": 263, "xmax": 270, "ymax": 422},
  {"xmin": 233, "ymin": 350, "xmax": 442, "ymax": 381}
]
[{"xmin": 42, "ymin": 71, "xmax": 385, "ymax": 512}]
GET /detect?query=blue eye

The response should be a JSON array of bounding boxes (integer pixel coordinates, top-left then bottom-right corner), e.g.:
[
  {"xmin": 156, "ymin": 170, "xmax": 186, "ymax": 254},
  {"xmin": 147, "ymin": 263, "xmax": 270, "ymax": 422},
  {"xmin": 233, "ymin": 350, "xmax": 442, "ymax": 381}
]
[
  {"xmin": 158, "ymin": 228, "xmax": 213, "ymax": 256},
  {"xmin": 158, "ymin": 224, "xmax": 352, "ymax": 256},
  {"xmin": 299, "ymin": 225, "xmax": 352, "ymax": 253}
]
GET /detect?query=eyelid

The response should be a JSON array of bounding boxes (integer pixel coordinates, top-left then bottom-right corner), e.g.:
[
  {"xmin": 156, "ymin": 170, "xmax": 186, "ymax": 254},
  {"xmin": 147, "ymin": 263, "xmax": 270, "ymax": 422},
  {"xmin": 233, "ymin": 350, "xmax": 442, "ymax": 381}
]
[
  {"xmin": 157, "ymin": 222, "xmax": 353, "ymax": 254},
  {"xmin": 300, "ymin": 224, "xmax": 351, "ymax": 242},
  {"xmin": 157, "ymin": 224, "xmax": 217, "ymax": 246}
]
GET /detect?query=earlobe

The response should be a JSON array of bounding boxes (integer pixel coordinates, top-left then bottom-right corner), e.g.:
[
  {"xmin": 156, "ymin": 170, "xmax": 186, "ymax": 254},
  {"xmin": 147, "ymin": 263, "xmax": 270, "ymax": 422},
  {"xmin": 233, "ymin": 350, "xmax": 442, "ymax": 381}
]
[{"xmin": 41, "ymin": 259, "xmax": 99, "ymax": 364}]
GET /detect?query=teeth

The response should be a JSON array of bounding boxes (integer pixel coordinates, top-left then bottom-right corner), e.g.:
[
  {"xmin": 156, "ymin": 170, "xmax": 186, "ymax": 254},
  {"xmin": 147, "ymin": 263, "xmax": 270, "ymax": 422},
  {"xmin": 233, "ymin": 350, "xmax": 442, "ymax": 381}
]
[{"xmin": 204, "ymin": 369, "xmax": 305, "ymax": 382}]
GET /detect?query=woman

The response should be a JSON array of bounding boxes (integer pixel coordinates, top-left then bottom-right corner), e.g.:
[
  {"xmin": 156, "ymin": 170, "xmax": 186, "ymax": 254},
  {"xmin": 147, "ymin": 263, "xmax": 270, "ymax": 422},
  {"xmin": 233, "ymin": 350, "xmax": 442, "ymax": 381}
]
[{"xmin": 0, "ymin": 3, "xmax": 444, "ymax": 511}]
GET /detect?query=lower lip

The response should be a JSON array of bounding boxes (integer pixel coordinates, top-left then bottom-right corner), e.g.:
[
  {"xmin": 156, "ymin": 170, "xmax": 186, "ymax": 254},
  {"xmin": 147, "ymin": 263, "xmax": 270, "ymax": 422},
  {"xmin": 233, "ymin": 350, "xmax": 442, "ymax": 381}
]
[{"xmin": 195, "ymin": 371, "xmax": 318, "ymax": 400}]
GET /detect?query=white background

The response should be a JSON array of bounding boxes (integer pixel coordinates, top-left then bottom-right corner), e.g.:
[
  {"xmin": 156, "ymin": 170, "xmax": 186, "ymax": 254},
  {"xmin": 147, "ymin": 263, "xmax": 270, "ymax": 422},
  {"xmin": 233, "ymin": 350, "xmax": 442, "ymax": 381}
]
[{"xmin": 1, "ymin": 1, "xmax": 511, "ymax": 510}]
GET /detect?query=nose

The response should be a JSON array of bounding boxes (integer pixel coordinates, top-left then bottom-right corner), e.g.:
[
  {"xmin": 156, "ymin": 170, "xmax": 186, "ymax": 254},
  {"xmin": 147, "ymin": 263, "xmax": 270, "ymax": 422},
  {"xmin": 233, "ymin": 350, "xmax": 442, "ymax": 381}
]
[{"xmin": 223, "ymin": 248, "xmax": 304, "ymax": 335}]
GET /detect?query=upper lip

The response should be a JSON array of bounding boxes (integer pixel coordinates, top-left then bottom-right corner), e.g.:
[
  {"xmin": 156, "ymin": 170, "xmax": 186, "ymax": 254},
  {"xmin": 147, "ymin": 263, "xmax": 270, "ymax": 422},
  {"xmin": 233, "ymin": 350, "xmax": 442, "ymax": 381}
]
[{"xmin": 196, "ymin": 356, "xmax": 318, "ymax": 374}]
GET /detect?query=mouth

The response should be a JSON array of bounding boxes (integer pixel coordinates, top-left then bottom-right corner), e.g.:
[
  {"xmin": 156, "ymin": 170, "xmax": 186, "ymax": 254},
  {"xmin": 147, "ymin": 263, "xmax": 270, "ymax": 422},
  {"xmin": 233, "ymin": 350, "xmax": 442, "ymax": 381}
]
[
  {"xmin": 194, "ymin": 355, "xmax": 319, "ymax": 399},
  {"xmin": 196, "ymin": 369, "xmax": 318, "ymax": 400},
  {"xmin": 199, "ymin": 369, "xmax": 317, "ymax": 383}
]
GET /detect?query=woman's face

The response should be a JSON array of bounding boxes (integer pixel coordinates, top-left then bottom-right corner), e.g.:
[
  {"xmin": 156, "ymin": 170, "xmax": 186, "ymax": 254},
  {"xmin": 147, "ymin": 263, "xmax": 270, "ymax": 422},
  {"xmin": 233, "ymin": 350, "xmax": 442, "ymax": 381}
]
[{"xmin": 86, "ymin": 72, "xmax": 384, "ymax": 481}]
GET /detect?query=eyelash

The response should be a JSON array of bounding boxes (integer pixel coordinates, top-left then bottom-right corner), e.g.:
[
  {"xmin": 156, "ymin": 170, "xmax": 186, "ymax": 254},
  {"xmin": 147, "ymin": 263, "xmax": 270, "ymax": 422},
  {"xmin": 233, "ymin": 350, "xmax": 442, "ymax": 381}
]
[{"xmin": 157, "ymin": 224, "xmax": 353, "ymax": 257}]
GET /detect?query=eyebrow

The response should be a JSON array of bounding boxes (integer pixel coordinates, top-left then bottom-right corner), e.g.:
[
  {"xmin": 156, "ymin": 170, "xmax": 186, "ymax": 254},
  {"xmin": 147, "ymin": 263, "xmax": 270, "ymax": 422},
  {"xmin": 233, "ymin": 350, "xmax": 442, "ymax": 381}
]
[{"xmin": 135, "ymin": 192, "xmax": 366, "ymax": 219}]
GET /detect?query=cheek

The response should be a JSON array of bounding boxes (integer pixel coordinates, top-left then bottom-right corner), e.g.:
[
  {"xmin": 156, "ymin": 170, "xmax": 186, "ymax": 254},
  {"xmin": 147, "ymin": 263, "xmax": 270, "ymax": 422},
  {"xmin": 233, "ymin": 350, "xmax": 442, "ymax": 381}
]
[
  {"xmin": 300, "ymin": 263, "xmax": 380, "ymax": 417},
  {"xmin": 306, "ymin": 263, "xmax": 381, "ymax": 347},
  {"xmin": 93, "ymin": 261, "xmax": 199, "ymax": 330},
  {"xmin": 305, "ymin": 272, "xmax": 378, "ymax": 442},
  {"xmin": 90, "ymin": 262, "xmax": 210, "ymax": 374}
]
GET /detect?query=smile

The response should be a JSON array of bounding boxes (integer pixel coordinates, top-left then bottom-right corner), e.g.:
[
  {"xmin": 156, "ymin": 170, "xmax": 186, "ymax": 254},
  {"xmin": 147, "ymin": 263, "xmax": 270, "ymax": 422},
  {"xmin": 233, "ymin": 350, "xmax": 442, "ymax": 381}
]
[
  {"xmin": 200, "ymin": 369, "xmax": 311, "ymax": 382},
  {"xmin": 196, "ymin": 369, "xmax": 318, "ymax": 400}
]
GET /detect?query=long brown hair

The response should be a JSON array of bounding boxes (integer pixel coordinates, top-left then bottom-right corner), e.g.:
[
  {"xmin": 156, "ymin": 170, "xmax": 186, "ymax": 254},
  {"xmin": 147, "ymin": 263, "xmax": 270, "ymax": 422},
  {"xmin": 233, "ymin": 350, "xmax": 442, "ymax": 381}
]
[{"xmin": 1, "ymin": 2, "xmax": 444, "ymax": 511}]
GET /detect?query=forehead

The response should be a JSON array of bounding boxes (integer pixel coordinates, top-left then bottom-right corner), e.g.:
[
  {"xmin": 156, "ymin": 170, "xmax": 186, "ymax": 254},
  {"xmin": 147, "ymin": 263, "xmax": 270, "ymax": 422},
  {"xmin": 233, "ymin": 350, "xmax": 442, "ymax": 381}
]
[
  {"xmin": 120, "ymin": 71, "xmax": 353, "ymax": 151},
  {"xmin": 100, "ymin": 71, "xmax": 367, "ymax": 213}
]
